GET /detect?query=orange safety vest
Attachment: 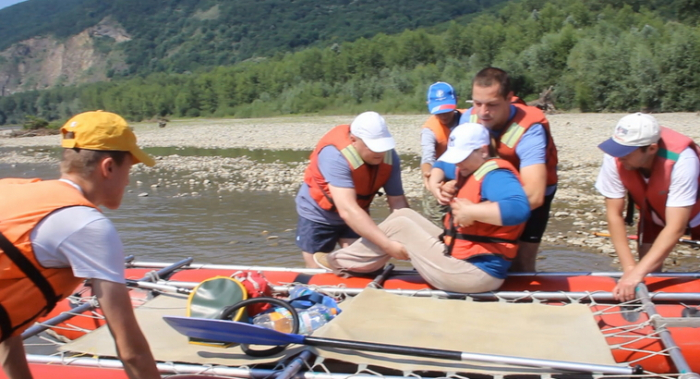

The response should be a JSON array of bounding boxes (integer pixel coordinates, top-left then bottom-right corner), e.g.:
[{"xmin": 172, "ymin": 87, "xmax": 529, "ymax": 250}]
[
  {"xmin": 421, "ymin": 109, "xmax": 466, "ymax": 158},
  {"xmin": 303, "ymin": 125, "xmax": 394, "ymax": 212},
  {"xmin": 0, "ymin": 179, "xmax": 96, "ymax": 341},
  {"xmin": 510, "ymin": 96, "xmax": 527, "ymax": 105},
  {"xmin": 465, "ymin": 104, "xmax": 558, "ymax": 186},
  {"xmin": 442, "ymin": 159, "xmax": 525, "ymax": 261},
  {"xmin": 617, "ymin": 127, "xmax": 700, "ymax": 224}
]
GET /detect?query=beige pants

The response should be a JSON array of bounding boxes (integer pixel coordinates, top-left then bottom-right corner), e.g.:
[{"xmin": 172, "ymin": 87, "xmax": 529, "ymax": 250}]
[{"xmin": 327, "ymin": 208, "xmax": 504, "ymax": 293}]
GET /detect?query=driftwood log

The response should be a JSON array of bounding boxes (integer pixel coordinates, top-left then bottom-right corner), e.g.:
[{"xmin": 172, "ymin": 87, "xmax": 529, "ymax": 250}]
[
  {"xmin": 9, "ymin": 128, "xmax": 59, "ymax": 138},
  {"xmin": 527, "ymin": 86, "xmax": 556, "ymax": 113}
]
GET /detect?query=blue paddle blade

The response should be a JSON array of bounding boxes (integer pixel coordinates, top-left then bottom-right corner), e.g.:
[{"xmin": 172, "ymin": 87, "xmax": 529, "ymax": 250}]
[{"xmin": 163, "ymin": 316, "xmax": 306, "ymax": 345}]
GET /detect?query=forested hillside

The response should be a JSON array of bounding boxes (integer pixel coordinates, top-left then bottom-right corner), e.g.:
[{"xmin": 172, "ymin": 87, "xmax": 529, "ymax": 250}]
[
  {"xmin": 0, "ymin": 0, "xmax": 504, "ymax": 77},
  {"xmin": 0, "ymin": 0, "xmax": 699, "ymax": 124}
]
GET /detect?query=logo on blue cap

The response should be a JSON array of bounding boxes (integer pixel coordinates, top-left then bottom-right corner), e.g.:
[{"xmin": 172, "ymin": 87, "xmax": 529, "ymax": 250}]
[{"xmin": 427, "ymin": 82, "xmax": 457, "ymax": 115}]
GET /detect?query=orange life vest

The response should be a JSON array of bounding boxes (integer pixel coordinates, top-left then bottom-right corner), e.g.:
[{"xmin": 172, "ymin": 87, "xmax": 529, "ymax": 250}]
[
  {"xmin": 617, "ymin": 127, "xmax": 700, "ymax": 224},
  {"xmin": 510, "ymin": 96, "xmax": 527, "ymax": 105},
  {"xmin": 0, "ymin": 179, "xmax": 96, "ymax": 341},
  {"xmin": 303, "ymin": 125, "xmax": 393, "ymax": 212},
  {"xmin": 421, "ymin": 109, "xmax": 465, "ymax": 158},
  {"xmin": 442, "ymin": 159, "xmax": 525, "ymax": 261},
  {"xmin": 465, "ymin": 104, "xmax": 558, "ymax": 186}
]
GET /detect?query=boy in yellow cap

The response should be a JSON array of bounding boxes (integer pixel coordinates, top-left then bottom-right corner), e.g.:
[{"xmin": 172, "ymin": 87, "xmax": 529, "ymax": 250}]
[{"xmin": 0, "ymin": 111, "xmax": 160, "ymax": 379}]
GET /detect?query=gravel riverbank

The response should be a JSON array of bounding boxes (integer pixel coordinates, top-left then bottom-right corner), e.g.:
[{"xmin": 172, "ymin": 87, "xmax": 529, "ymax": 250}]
[{"xmin": 2, "ymin": 112, "xmax": 700, "ymax": 270}]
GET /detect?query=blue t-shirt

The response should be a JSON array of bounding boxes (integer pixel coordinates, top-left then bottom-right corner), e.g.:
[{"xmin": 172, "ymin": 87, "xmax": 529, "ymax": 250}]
[
  {"xmin": 432, "ymin": 160, "xmax": 457, "ymax": 181},
  {"xmin": 464, "ymin": 168, "xmax": 530, "ymax": 279},
  {"xmin": 459, "ymin": 106, "xmax": 557, "ymax": 195},
  {"xmin": 296, "ymin": 146, "xmax": 404, "ymax": 225}
]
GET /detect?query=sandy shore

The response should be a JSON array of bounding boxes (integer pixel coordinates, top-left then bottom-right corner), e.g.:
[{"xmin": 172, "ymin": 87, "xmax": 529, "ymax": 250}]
[{"xmin": 2, "ymin": 112, "xmax": 700, "ymax": 268}]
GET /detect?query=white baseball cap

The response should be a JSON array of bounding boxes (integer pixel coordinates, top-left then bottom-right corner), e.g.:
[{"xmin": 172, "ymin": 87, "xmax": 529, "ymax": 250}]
[
  {"xmin": 438, "ymin": 123, "xmax": 491, "ymax": 164},
  {"xmin": 598, "ymin": 113, "xmax": 661, "ymax": 157},
  {"xmin": 350, "ymin": 111, "xmax": 396, "ymax": 153}
]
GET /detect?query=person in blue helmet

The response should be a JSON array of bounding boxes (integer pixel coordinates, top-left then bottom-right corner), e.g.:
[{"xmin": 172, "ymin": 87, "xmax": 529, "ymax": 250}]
[{"xmin": 420, "ymin": 82, "xmax": 465, "ymax": 225}]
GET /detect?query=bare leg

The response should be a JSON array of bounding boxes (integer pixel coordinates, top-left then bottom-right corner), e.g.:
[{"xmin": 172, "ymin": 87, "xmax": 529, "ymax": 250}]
[
  {"xmin": 510, "ymin": 242, "xmax": 539, "ymax": 272},
  {"xmin": 338, "ymin": 238, "xmax": 356, "ymax": 248},
  {"xmin": 302, "ymin": 251, "xmax": 319, "ymax": 268},
  {"xmin": 303, "ymin": 237, "xmax": 358, "ymax": 268},
  {"xmin": 0, "ymin": 336, "xmax": 33, "ymax": 379}
]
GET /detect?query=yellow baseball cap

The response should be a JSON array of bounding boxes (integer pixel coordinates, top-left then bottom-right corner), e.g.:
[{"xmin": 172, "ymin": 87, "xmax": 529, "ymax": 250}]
[{"xmin": 61, "ymin": 111, "xmax": 155, "ymax": 167}]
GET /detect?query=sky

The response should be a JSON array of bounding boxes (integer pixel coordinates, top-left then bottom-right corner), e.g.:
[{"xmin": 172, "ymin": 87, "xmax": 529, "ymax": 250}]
[{"xmin": 0, "ymin": 0, "xmax": 26, "ymax": 11}]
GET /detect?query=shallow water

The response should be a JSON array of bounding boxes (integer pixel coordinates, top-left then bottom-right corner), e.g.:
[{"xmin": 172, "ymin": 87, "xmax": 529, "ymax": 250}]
[{"xmin": 0, "ymin": 149, "xmax": 615, "ymax": 272}]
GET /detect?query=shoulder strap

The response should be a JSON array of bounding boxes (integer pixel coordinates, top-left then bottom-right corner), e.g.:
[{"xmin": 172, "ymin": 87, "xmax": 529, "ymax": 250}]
[
  {"xmin": 0, "ymin": 232, "xmax": 61, "ymax": 316},
  {"xmin": 0, "ymin": 304, "xmax": 11, "ymax": 341}
]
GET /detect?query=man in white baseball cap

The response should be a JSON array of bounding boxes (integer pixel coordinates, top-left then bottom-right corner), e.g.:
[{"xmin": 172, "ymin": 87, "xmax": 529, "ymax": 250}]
[
  {"xmin": 318, "ymin": 123, "xmax": 530, "ymax": 293},
  {"xmin": 596, "ymin": 113, "xmax": 700, "ymax": 301},
  {"xmin": 295, "ymin": 111, "xmax": 409, "ymax": 268},
  {"xmin": 349, "ymin": 111, "xmax": 396, "ymax": 153}
]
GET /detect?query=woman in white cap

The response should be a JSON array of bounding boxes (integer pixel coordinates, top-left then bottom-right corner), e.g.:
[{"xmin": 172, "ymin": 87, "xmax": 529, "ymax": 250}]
[{"xmin": 317, "ymin": 123, "xmax": 531, "ymax": 293}]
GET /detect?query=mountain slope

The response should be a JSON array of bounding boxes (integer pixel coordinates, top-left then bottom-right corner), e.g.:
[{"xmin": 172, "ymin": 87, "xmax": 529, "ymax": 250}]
[{"xmin": 0, "ymin": 0, "xmax": 506, "ymax": 80}]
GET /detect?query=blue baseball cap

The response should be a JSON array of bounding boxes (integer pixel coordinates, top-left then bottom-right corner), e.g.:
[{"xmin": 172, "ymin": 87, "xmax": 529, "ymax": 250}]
[{"xmin": 427, "ymin": 82, "xmax": 457, "ymax": 115}]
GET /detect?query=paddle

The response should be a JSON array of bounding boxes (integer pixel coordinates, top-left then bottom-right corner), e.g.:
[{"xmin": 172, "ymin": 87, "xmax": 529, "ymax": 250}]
[
  {"xmin": 163, "ymin": 316, "xmax": 639, "ymax": 375},
  {"xmin": 126, "ymin": 279, "xmax": 192, "ymax": 294},
  {"xmin": 593, "ymin": 232, "xmax": 700, "ymax": 246}
]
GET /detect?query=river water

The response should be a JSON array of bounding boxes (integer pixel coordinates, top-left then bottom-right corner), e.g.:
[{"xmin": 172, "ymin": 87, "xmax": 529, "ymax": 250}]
[{"xmin": 0, "ymin": 147, "xmax": 615, "ymax": 272}]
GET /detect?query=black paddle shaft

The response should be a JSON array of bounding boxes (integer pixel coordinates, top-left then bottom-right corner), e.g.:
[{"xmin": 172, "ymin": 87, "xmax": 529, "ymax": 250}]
[{"xmin": 304, "ymin": 336, "xmax": 463, "ymax": 361}]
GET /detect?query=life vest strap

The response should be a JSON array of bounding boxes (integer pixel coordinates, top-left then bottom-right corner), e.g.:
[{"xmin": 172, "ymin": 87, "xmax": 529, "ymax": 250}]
[
  {"xmin": 453, "ymin": 232, "xmax": 518, "ymax": 244},
  {"xmin": 0, "ymin": 303, "xmax": 13, "ymax": 342},
  {"xmin": 0, "ymin": 232, "xmax": 61, "ymax": 316},
  {"xmin": 441, "ymin": 230, "xmax": 518, "ymax": 246}
]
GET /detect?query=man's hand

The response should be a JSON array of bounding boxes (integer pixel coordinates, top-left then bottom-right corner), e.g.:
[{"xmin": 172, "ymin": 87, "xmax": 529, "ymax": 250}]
[
  {"xmin": 612, "ymin": 270, "xmax": 644, "ymax": 302},
  {"xmin": 421, "ymin": 163, "xmax": 433, "ymax": 189},
  {"xmin": 450, "ymin": 198, "xmax": 476, "ymax": 227},
  {"xmin": 384, "ymin": 240, "xmax": 409, "ymax": 260}
]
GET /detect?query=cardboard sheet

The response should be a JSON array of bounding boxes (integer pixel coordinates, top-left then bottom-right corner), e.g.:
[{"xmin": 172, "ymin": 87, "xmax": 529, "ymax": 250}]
[
  {"xmin": 60, "ymin": 293, "xmax": 304, "ymax": 366},
  {"xmin": 61, "ymin": 289, "xmax": 617, "ymax": 374},
  {"xmin": 310, "ymin": 289, "xmax": 617, "ymax": 374}
]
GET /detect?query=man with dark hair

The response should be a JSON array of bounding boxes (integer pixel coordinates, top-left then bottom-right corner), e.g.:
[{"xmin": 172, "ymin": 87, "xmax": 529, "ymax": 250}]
[
  {"xmin": 0, "ymin": 111, "xmax": 160, "ymax": 379},
  {"xmin": 460, "ymin": 67, "xmax": 559, "ymax": 272},
  {"xmin": 596, "ymin": 113, "xmax": 700, "ymax": 301}
]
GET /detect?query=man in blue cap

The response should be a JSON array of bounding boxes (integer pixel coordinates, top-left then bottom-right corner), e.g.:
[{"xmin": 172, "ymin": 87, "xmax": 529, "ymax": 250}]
[
  {"xmin": 420, "ymin": 82, "xmax": 464, "ymax": 225},
  {"xmin": 596, "ymin": 113, "xmax": 700, "ymax": 301}
]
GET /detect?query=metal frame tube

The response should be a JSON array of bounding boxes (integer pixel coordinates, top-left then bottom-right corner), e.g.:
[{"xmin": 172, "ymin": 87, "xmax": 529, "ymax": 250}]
[
  {"xmin": 154, "ymin": 280, "xmax": 700, "ymax": 303},
  {"xmin": 21, "ymin": 301, "xmax": 97, "ymax": 339},
  {"xmin": 24, "ymin": 354, "xmax": 629, "ymax": 378},
  {"xmin": 25, "ymin": 354, "xmax": 506, "ymax": 379},
  {"xmin": 637, "ymin": 284, "xmax": 699, "ymax": 377},
  {"xmin": 276, "ymin": 350, "xmax": 314, "ymax": 379},
  {"xmin": 22, "ymin": 258, "xmax": 194, "ymax": 340},
  {"xmin": 128, "ymin": 261, "xmax": 700, "ymax": 278}
]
